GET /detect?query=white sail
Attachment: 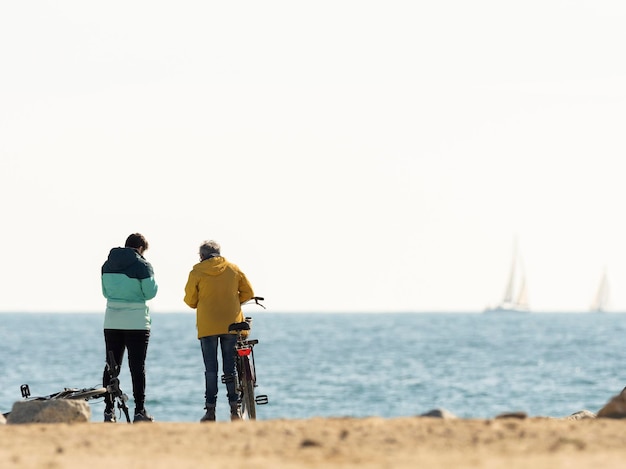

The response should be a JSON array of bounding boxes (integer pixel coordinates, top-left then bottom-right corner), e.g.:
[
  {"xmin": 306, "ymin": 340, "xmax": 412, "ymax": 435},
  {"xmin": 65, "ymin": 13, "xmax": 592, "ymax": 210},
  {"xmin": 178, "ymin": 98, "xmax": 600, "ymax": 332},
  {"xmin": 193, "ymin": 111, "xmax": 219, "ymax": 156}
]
[
  {"xmin": 502, "ymin": 255, "xmax": 516, "ymax": 304},
  {"xmin": 484, "ymin": 241, "xmax": 530, "ymax": 314},
  {"xmin": 590, "ymin": 270, "xmax": 609, "ymax": 313},
  {"xmin": 515, "ymin": 273, "xmax": 529, "ymax": 309}
]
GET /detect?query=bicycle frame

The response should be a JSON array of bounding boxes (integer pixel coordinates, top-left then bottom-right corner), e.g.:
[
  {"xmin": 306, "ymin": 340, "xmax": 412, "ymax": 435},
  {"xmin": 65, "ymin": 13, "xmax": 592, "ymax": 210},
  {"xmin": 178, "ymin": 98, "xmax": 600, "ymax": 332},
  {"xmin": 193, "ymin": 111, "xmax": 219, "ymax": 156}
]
[
  {"xmin": 19, "ymin": 384, "xmax": 107, "ymax": 401},
  {"xmin": 226, "ymin": 296, "xmax": 269, "ymax": 420},
  {"xmin": 105, "ymin": 350, "xmax": 131, "ymax": 422}
]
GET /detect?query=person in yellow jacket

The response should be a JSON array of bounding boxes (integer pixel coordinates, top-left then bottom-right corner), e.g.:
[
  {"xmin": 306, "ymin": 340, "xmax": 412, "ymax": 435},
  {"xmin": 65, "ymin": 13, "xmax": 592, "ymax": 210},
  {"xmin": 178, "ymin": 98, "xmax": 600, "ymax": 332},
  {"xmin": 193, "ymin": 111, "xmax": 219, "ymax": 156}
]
[{"xmin": 184, "ymin": 240, "xmax": 254, "ymax": 422}]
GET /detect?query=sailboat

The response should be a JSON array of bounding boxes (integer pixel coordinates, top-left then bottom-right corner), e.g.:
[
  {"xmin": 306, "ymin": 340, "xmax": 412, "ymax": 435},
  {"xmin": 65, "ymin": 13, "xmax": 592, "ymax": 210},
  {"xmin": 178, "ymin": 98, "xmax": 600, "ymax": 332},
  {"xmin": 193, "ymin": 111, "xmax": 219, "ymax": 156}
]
[
  {"xmin": 484, "ymin": 243, "xmax": 530, "ymax": 314},
  {"xmin": 589, "ymin": 269, "xmax": 609, "ymax": 313}
]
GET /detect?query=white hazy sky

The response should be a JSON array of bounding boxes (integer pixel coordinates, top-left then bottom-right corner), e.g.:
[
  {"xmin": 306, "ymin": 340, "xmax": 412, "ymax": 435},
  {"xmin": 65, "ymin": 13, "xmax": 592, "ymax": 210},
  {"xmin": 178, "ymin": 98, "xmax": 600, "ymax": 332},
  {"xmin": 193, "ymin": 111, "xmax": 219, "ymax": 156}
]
[{"xmin": 1, "ymin": 1, "xmax": 625, "ymax": 313}]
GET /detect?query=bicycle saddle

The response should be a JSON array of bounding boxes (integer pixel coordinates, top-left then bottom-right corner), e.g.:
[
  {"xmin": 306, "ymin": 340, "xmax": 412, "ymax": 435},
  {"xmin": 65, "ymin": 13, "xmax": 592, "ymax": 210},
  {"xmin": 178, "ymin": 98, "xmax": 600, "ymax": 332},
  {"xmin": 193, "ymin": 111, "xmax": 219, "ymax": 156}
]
[{"xmin": 228, "ymin": 321, "xmax": 251, "ymax": 332}]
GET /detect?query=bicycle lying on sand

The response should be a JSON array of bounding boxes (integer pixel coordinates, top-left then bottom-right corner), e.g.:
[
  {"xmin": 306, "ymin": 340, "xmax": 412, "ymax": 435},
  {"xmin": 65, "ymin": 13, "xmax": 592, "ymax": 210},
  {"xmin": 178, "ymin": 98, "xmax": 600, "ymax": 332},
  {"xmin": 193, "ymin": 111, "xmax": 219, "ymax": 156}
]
[
  {"xmin": 3, "ymin": 351, "xmax": 132, "ymax": 423},
  {"xmin": 224, "ymin": 296, "xmax": 269, "ymax": 420}
]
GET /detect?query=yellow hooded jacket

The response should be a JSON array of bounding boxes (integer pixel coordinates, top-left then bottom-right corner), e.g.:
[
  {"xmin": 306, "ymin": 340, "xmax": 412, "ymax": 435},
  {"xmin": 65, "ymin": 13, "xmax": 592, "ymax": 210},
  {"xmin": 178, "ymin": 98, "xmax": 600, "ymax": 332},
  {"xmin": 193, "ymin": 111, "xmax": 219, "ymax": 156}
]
[{"xmin": 184, "ymin": 256, "xmax": 254, "ymax": 338}]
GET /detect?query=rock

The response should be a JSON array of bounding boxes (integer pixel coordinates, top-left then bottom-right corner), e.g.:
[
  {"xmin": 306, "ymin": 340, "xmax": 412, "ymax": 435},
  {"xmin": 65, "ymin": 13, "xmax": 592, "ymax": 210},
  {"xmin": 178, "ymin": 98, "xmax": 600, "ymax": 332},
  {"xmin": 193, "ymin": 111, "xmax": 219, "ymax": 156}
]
[
  {"xmin": 567, "ymin": 410, "xmax": 596, "ymax": 420},
  {"xmin": 495, "ymin": 411, "xmax": 527, "ymax": 419},
  {"xmin": 597, "ymin": 388, "xmax": 626, "ymax": 418},
  {"xmin": 420, "ymin": 408, "xmax": 458, "ymax": 419},
  {"xmin": 7, "ymin": 399, "xmax": 91, "ymax": 424}
]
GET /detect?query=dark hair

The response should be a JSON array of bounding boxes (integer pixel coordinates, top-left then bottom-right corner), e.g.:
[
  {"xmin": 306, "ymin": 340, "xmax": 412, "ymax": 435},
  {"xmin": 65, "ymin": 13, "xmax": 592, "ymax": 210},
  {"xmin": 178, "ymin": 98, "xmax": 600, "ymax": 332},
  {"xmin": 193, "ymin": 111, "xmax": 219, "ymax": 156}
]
[
  {"xmin": 199, "ymin": 240, "xmax": 221, "ymax": 260},
  {"xmin": 125, "ymin": 233, "xmax": 149, "ymax": 251}
]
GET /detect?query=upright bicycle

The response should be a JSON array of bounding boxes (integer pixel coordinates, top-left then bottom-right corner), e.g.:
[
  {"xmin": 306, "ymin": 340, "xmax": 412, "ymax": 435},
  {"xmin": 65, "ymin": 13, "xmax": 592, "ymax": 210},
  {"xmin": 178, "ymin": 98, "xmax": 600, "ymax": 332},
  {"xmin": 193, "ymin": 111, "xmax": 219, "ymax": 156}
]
[
  {"xmin": 3, "ymin": 351, "xmax": 131, "ymax": 423},
  {"xmin": 225, "ymin": 296, "xmax": 269, "ymax": 420}
]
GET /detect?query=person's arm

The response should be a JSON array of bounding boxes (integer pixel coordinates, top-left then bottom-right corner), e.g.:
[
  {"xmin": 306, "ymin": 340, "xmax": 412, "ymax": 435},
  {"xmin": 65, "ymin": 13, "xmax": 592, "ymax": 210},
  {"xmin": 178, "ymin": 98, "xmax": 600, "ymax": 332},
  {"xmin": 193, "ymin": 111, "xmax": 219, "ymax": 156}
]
[
  {"xmin": 238, "ymin": 271, "xmax": 254, "ymax": 304},
  {"xmin": 139, "ymin": 261, "xmax": 158, "ymax": 300},
  {"xmin": 140, "ymin": 277, "xmax": 158, "ymax": 300},
  {"xmin": 184, "ymin": 273, "xmax": 199, "ymax": 308},
  {"xmin": 101, "ymin": 276, "xmax": 109, "ymax": 299}
]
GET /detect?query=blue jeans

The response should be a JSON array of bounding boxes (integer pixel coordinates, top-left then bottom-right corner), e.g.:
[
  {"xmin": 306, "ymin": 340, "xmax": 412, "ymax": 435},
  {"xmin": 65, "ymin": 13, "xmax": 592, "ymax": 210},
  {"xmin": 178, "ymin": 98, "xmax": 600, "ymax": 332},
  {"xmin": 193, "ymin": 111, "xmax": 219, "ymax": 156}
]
[{"xmin": 200, "ymin": 334, "xmax": 238, "ymax": 407}]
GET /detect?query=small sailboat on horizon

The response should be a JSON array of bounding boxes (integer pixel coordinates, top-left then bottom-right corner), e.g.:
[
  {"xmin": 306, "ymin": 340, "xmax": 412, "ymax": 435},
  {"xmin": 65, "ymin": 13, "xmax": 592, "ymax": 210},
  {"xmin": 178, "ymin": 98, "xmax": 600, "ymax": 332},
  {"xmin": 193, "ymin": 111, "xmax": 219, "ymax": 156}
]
[
  {"xmin": 484, "ymin": 242, "xmax": 530, "ymax": 314},
  {"xmin": 590, "ymin": 269, "xmax": 610, "ymax": 313}
]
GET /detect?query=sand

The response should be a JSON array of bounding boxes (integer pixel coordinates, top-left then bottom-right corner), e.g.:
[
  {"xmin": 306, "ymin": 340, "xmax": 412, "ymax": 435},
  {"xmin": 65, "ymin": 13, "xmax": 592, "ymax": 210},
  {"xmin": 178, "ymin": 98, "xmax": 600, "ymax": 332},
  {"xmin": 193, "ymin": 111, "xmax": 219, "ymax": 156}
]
[{"xmin": 2, "ymin": 416, "xmax": 626, "ymax": 468}]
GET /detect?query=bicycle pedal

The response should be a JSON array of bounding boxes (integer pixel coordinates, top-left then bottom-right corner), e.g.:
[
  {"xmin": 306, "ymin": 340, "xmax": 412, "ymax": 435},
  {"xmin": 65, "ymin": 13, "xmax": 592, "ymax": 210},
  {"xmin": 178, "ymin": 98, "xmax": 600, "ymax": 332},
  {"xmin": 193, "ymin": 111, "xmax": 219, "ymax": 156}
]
[{"xmin": 255, "ymin": 395, "xmax": 269, "ymax": 405}]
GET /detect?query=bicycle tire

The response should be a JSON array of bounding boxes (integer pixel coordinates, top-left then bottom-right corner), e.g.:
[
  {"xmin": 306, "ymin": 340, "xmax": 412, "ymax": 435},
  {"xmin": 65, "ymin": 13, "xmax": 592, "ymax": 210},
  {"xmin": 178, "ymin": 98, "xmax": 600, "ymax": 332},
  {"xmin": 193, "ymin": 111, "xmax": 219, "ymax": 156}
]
[
  {"xmin": 240, "ymin": 360, "xmax": 256, "ymax": 420},
  {"xmin": 65, "ymin": 388, "xmax": 108, "ymax": 401}
]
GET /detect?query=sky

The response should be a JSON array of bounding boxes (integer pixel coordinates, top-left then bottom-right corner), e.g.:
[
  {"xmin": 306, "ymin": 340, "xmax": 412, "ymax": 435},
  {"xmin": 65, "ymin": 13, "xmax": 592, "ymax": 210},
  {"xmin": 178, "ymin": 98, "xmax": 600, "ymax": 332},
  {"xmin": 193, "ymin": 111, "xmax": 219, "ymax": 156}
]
[{"xmin": 1, "ymin": 1, "xmax": 626, "ymax": 313}]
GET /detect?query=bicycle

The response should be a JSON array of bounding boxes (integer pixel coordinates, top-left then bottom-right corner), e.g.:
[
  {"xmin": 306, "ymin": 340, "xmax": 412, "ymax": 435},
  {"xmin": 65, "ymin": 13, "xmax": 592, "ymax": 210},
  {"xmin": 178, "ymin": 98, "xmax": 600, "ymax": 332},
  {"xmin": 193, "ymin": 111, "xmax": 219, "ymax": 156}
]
[
  {"xmin": 3, "ymin": 351, "xmax": 131, "ymax": 423},
  {"xmin": 224, "ymin": 296, "xmax": 269, "ymax": 420}
]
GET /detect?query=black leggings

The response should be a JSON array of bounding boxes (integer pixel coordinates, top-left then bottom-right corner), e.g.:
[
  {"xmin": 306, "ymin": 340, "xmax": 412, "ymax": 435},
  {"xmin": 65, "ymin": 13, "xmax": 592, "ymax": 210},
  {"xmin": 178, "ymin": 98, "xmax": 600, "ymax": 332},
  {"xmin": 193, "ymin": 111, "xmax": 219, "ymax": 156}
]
[{"xmin": 102, "ymin": 329, "xmax": 150, "ymax": 411}]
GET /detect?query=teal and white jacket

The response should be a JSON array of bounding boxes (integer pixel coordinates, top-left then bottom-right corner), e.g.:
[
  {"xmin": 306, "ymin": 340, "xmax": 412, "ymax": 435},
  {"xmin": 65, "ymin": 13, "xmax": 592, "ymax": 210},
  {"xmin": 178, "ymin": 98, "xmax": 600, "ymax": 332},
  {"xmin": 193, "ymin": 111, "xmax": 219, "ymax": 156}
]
[{"xmin": 101, "ymin": 247, "xmax": 158, "ymax": 330}]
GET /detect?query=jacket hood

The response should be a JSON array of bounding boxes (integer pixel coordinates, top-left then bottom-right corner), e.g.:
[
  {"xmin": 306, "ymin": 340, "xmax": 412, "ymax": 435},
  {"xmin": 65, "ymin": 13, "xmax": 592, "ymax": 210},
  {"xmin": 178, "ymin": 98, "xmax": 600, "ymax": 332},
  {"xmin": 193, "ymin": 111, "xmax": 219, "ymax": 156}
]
[
  {"xmin": 193, "ymin": 256, "xmax": 229, "ymax": 276},
  {"xmin": 106, "ymin": 247, "xmax": 142, "ymax": 270}
]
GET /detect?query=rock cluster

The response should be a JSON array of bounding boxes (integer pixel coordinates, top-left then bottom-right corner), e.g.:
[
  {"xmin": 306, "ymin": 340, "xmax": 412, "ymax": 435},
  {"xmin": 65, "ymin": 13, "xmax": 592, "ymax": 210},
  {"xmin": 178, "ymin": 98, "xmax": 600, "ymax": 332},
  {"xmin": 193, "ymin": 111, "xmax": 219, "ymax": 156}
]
[
  {"xmin": 2, "ymin": 387, "xmax": 626, "ymax": 424},
  {"xmin": 417, "ymin": 389, "xmax": 626, "ymax": 421}
]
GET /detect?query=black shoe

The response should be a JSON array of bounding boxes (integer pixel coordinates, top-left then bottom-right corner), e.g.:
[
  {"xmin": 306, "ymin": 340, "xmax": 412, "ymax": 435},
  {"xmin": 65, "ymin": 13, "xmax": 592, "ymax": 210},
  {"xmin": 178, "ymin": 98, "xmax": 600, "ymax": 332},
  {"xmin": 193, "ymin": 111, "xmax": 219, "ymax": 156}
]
[
  {"xmin": 133, "ymin": 408, "xmax": 154, "ymax": 423},
  {"xmin": 230, "ymin": 403, "xmax": 241, "ymax": 421},
  {"xmin": 104, "ymin": 411, "xmax": 117, "ymax": 423},
  {"xmin": 200, "ymin": 407, "xmax": 216, "ymax": 422}
]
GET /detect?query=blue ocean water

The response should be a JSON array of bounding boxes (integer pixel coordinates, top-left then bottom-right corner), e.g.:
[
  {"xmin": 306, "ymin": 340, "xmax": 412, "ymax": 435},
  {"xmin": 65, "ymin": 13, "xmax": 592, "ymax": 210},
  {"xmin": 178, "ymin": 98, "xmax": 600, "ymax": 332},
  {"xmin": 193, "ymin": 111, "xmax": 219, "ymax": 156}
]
[{"xmin": 1, "ymin": 312, "xmax": 624, "ymax": 422}]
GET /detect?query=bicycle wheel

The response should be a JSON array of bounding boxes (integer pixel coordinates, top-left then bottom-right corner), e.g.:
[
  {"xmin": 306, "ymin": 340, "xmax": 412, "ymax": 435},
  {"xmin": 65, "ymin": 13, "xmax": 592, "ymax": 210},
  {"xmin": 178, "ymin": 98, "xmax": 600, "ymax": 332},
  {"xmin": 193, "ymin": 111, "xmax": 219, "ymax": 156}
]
[
  {"xmin": 239, "ymin": 359, "xmax": 256, "ymax": 420},
  {"xmin": 65, "ymin": 387, "xmax": 108, "ymax": 401}
]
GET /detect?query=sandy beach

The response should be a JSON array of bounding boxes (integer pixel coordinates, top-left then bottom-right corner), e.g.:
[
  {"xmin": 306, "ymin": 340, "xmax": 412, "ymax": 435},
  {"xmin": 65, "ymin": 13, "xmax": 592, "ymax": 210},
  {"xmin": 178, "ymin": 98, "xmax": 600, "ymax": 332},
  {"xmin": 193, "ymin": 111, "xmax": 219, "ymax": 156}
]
[{"xmin": 2, "ymin": 416, "xmax": 626, "ymax": 468}]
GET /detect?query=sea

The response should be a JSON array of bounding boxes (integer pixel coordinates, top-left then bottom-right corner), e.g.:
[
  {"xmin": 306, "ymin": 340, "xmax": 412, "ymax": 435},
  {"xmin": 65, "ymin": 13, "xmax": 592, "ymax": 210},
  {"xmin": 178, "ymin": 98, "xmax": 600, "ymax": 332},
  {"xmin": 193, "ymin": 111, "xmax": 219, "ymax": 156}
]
[{"xmin": 1, "ymin": 311, "xmax": 625, "ymax": 423}]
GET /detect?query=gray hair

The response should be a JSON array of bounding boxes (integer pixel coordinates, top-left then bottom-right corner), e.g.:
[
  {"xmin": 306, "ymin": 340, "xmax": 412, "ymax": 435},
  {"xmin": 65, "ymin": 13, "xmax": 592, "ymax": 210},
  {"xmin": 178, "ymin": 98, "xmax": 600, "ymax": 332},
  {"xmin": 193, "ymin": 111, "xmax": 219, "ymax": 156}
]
[{"xmin": 199, "ymin": 240, "xmax": 221, "ymax": 260}]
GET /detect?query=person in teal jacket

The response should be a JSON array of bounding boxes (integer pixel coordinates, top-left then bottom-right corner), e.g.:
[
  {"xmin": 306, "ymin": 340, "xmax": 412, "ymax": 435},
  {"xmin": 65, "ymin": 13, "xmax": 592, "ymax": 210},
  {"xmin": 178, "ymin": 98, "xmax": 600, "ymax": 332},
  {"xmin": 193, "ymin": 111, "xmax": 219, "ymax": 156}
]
[{"xmin": 101, "ymin": 233, "xmax": 158, "ymax": 423}]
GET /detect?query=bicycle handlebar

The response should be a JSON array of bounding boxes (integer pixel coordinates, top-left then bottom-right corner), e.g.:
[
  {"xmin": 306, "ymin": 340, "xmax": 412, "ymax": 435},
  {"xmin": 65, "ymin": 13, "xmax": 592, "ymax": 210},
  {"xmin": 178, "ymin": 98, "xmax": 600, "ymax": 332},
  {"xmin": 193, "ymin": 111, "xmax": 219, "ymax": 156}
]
[{"xmin": 243, "ymin": 296, "xmax": 266, "ymax": 309}]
